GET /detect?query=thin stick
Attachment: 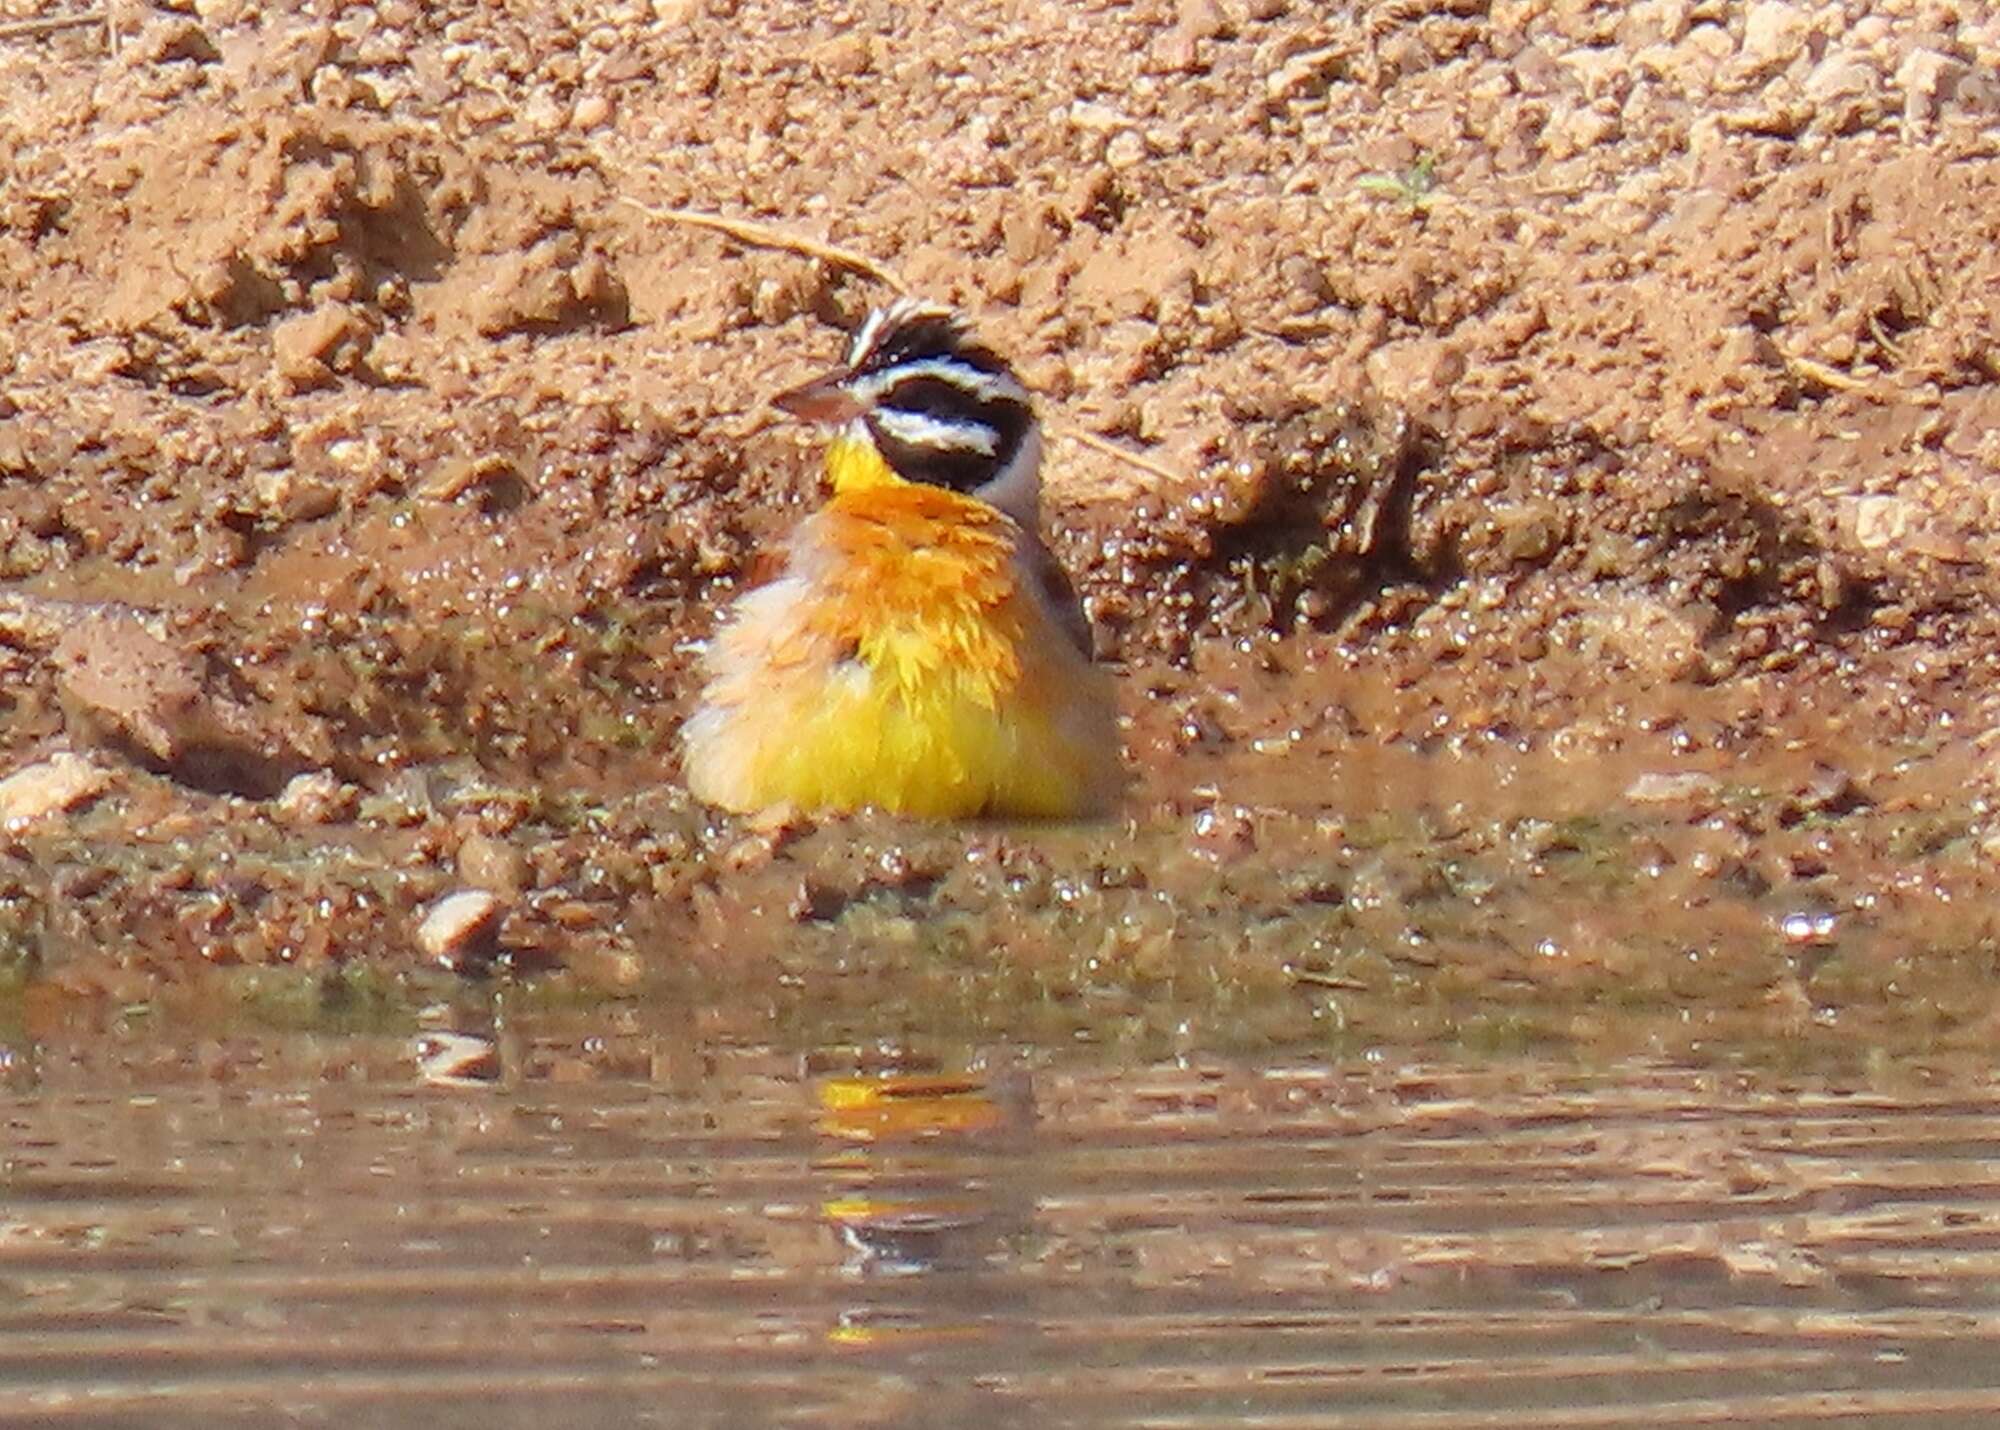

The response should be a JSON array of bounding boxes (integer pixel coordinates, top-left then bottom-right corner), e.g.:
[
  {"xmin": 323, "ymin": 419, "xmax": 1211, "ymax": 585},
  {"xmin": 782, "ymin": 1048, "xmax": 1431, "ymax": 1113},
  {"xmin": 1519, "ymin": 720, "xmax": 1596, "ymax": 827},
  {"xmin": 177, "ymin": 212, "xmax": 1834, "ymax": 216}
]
[
  {"xmin": 0, "ymin": 8, "xmax": 106, "ymax": 40},
  {"xmin": 618, "ymin": 199, "xmax": 1185, "ymax": 487},
  {"xmin": 618, "ymin": 197, "xmax": 908, "ymax": 293},
  {"xmin": 1050, "ymin": 420, "xmax": 1186, "ymax": 488}
]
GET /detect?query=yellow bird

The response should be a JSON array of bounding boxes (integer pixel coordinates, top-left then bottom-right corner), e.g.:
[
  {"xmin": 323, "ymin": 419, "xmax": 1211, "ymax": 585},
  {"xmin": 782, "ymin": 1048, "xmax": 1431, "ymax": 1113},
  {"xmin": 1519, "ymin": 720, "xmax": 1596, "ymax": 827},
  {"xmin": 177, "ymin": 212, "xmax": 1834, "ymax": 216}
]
[{"xmin": 681, "ymin": 300, "xmax": 1121, "ymax": 819}]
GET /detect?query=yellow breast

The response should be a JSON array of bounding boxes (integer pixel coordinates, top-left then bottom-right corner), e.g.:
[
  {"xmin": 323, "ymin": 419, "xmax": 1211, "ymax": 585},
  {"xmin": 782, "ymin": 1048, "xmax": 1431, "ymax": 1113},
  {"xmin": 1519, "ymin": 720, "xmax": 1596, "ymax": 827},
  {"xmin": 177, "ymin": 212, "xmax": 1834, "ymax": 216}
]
[{"xmin": 682, "ymin": 437, "xmax": 1120, "ymax": 819}]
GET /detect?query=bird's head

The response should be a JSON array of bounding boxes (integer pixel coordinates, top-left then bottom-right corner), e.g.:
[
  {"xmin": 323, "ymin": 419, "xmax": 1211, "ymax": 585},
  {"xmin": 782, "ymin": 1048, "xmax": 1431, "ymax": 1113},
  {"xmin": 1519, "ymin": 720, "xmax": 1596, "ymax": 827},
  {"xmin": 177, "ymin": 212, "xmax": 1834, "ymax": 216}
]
[{"xmin": 773, "ymin": 299, "xmax": 1043, "ymax": 523}]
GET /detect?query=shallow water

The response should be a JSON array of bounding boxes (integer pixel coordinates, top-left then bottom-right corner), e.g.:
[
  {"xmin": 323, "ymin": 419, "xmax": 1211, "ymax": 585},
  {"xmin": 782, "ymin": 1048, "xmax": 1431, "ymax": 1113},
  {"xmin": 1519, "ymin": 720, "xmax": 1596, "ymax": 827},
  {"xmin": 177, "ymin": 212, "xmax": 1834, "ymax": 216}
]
[{"xmin": 5, "ymin": 1020, "xmax": 2000, "ymax": 1428}]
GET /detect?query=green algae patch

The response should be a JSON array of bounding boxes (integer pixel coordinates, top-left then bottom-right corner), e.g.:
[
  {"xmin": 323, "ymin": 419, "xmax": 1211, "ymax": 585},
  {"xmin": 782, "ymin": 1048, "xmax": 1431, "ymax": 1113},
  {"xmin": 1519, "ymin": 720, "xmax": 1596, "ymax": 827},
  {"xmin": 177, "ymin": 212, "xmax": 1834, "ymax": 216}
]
[{"xmin": 221, "ymin": 964, "xmax": 437, "ymax": 1036}]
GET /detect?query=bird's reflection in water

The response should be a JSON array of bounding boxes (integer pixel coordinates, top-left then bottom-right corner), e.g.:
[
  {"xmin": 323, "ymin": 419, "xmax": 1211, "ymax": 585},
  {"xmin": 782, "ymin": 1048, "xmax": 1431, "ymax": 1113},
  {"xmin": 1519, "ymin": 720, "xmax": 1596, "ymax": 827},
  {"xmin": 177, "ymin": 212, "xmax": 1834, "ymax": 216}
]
[{"xmin": 813, "ymin": 1067, "xmax": 1037, "ymax": 1354}]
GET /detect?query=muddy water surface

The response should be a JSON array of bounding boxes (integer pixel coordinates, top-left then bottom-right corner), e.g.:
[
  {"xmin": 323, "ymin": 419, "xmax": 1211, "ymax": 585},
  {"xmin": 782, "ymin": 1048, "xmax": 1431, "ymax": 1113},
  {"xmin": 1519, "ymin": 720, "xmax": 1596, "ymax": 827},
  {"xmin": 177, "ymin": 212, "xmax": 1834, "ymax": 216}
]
[{"xmin": 6, "ymin": 1019, "xmax": 2000, "ymax": 1428}]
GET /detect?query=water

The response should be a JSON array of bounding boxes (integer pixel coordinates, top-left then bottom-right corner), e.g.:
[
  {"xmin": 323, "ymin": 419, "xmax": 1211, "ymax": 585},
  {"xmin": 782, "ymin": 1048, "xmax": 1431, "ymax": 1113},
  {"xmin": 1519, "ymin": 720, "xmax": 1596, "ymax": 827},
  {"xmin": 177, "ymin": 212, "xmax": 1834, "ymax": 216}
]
[{"xmin": 4, "ymin": 1022, "xmax": 1999, "ymax": 1427}]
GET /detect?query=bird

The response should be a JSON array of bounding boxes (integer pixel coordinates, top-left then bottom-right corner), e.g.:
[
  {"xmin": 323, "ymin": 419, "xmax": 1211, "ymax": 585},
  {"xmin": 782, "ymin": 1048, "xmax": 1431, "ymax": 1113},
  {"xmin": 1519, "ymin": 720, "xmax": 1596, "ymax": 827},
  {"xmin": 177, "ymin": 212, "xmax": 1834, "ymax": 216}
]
[{"xmin": 680, "ymin": 298, "xmax": 1121, "ymax": 820}]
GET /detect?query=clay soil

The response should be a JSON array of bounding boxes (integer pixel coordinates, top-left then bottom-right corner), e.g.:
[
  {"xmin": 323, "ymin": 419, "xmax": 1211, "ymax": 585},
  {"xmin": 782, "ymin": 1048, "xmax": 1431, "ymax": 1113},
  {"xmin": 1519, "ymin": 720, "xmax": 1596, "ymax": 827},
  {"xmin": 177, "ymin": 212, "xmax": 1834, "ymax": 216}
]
[{"xmin": 4, "ymin": 0, "xmax": 2000, "ymax": 1064}]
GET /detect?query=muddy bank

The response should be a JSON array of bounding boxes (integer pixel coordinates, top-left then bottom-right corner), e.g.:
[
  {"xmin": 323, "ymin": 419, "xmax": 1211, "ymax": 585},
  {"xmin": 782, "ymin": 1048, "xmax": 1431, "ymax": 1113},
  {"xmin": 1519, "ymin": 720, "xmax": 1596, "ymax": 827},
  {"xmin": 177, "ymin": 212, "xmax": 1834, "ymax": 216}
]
[{"xmin": 4, "ymin": 1, "xmax": 2000, "ymax": 1060}]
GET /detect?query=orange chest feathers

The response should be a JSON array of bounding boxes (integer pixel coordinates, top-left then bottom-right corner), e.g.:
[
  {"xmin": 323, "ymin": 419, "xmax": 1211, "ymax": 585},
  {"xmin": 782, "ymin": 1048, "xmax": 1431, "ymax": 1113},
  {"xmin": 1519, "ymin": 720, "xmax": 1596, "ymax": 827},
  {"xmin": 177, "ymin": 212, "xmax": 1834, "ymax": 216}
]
[{"xmin": 786, "ymin": 483, "xmax": 1032, "ymax": 689}]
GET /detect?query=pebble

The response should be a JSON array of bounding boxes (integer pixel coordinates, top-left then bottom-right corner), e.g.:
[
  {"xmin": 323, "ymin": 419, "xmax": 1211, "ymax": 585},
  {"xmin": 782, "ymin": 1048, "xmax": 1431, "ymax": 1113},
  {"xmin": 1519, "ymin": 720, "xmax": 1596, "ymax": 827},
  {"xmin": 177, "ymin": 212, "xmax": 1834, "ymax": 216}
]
[
  {"xmin": 1802, "ymin": 52, "xmax": 1881, "ymax": 110},
  {"xmin": 1740, "ymin": 1, "xmax": 1810, "ymax": 70},
  {"xmin": 0, "ymin": 753, "xmax": 112, "ymax": 832},
  {"xmin": 457, "ymin": 831, "xmax": 529, "ymax": 895},
  {"xmin": 1190, "ymin": 803, "xmax": 1258, "ymax": 862},
  {"xmin": 1066, "ymin": 100, "xmax": 1133, "ymax": 132},
  {"xmin": 1896, "ymin": 48, "xmax": 1970, "ymax": 133},
  {"xmin": 523, "ymin": 90, "xmax": 567, "ymax": 134},
  {"xmin": 275, "ymin": 770, "xmax": 359, "ymax": 824},
  {"xmin": 271, "ymin": 303, "xmax": 368, "ymax": 391},
  {"xmin": 1104, "ymin": 130, "xmax": 1149, "ymax": 169},
  {"xmin": 1624, "ymin": 771, "xmax": 1722, "ymax": 805},
  {"xmin": 416, "ymin": 889, "xmax": 504, "ymax": 971},
  {"xmin": 1845, "ymin": 494, "xmax": 1969, "ymax": 559},
  {"xmin": 253, "ymin": 469, "xmax": 340, "ymax": 526},
  {"xmin": 1365, "ymin": 338, "xmax": 1466, "ymax": 414}
]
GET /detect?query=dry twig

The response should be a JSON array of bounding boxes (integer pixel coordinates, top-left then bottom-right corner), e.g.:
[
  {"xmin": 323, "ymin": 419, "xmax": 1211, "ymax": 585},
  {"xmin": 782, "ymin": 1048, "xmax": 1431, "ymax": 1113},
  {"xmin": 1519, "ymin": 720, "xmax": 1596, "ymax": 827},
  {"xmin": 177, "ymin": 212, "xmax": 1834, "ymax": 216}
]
[
  {"xmin": 0, "ymin": 7, "xmax": 106, "ymax": 41},
  {"xmin": 1049, "ymin": 420, "xmax": 1187, "ymax": 488},
  {"xmin": 619, "ymin": 199, "xmax": 1188, "ymax": 487},
  {"xmin": 618, "ymin": 198, "xmax": 908, "ymax": 293}
]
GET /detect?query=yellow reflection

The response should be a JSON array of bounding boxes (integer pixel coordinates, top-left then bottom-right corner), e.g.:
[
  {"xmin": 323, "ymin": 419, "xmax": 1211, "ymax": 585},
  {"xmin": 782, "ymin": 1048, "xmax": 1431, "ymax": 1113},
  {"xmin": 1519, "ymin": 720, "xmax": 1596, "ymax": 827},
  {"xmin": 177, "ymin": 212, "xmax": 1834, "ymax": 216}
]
[{"xmin": 816, "ymin": 1074, "xmax": 1004, "ymax": 1141}]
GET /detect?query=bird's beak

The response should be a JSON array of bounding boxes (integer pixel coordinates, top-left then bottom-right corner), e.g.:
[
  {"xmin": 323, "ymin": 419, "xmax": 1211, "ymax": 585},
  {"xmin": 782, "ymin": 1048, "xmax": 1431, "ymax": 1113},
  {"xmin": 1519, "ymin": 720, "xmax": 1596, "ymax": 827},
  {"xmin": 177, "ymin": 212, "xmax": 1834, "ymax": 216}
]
[{"xmin": 771, "ymin": 373, "xmax": 864, "ymax": 423}]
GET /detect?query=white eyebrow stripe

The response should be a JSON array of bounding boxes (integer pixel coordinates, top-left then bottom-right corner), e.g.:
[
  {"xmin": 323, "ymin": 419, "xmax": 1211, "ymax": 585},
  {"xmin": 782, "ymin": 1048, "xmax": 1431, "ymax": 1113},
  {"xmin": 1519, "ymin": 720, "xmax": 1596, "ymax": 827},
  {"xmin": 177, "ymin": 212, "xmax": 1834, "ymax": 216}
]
[
  {"xmin": 848, "ymin": 356, "xmax": 1030, "ymax": 406},
  {"xmin": 847, "ymin": 298, "xmax": 958, "ymax": 365},
  {"xmin": 845, "ymin": 306, "xmax": 894, "ymax": 365},
  {"xmin": 871, "ymin": 408, "xmax": 1000, "ymax": 454}
]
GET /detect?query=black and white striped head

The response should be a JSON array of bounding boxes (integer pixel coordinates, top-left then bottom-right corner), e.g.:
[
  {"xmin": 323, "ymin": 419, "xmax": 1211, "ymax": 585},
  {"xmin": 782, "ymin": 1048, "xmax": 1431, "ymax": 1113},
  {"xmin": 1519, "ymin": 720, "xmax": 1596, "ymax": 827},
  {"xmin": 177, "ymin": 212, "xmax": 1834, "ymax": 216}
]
[{"xmin": 774, "ymin": 299, "xmax": 1044, "ymax": 521}]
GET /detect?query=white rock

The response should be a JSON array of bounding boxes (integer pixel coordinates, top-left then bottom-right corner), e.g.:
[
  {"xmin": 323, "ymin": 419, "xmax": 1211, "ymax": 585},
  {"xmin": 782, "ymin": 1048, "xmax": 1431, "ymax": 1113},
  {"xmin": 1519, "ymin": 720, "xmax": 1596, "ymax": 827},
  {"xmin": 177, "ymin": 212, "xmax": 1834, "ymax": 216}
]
[
  {"xmin": 274, "ymin": 770, "xmax": 359, "ymax": 824},
  {"xmin": 1897, "ymin": 48, "xmax": 1970, "ymax": 133},
  {"xmin": 416, "ymin": 889, "xmax": 504, "ymax": 969},
  {"xmin": 0, "ymin": 753, "xmax": 112, "ymax": 831},
  {"xmin": 1742, "ymin": 1, "xmax": 1809, "ymax": 67},
  {"xmin": 1104, "ymin": 130, "xmax": 1149, "ymax": 169},
  {"xmin": 1625, "ymin": 771, "xmax": 1722, "ymax": 804},
  {"xmin": 1802, "ymin": 53, "xmax": 1879, "ymax": 105},
  {"xmin": 1365, "ymin": 338, "xmax": 1466, "ymax": 412}
]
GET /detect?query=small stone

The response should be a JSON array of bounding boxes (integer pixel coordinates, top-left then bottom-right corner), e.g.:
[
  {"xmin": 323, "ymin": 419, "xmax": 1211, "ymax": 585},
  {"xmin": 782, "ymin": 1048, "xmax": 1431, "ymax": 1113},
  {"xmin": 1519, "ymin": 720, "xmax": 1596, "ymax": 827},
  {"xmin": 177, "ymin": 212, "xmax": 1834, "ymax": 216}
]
[
  {"xmin": 571, "ymin": 92, "xmax": 612, "ymax": 130},
  {"xmin": 53, "ymin": 605, "xmax": 313, "ymax": 798},
  {"xmin": 811, "ymin": 31, "xmax": 871, "ymax": 78},
  {"xmin": 366, "ymin": 332, "xmax": 418, "ymax": 383},
  {"xmin": 0, "ymin": 753, "xmax": 112, "ymax": 831},
  {"xmin": 420, "ymin": 454, "xmax": 525, "ymax": 506},
  {"xmin": 1104, "ymin": 130, "xmax": 1149, "ymax": 169},
  {"xmin": 1178, "ymin": 0, "xmax": 1227, "ymax": 40},
  {"xmin": 1265, "ymin": 45, "xmax": 1343, "ymax": 104},
  {"xmin": 1066, "ymin": 100, "xmax": 1132, "ymax": 132},
  {"xmin": 523, "ymin": 89, "xmax": 566, "ymax": 134},
  {"xmin": 141, "ymin": 18, "xmax": 221, "ymax": 65},
  {"xmin": 271, "ymin": 304, "xmax": 369, "ymax": 392},
  {"xmin": 1845, "ymin": 494, "xmax": 1970, "ymax": 561},
  {"xmin": 1803, "ymin": 53, "xmax": 1878, "ymax": 105},
  {"xmin": 1492, "ymin": 500, "xmax": 1563, "ymax": 563},
  {"xmin": 1153, "ymin": 29, "xmax": 1200, "ymax": 71},
  {"xmin": 1154, "ymin": 0, "xmax": 1225, "ymax": 69},
  {"xmin": 1740, "ymin": 1, "xmax": 1808, "ymax": 68},
  {"xmin": 1847, "ymin": 494, "xmax": 1916, "ymax": 551},
  {"xmin": 253, "ymin": 469, "xmax": 341, "ymax": 526},
  {"xmin": 1365, "ymin": 338, "xmax": 1466, "ymax": 412},
  {"xmin": 1578, "ymin": 594, "xmax": 1710, "ymax": 680},
  {"xmin": 457, "ymin": 831, "xmax": 529, "ymax": 895},
  {"xmin": 1801, "ymin": 51, "xmax": 1885, "ymax": 131},
  {"xmin": 1190, "ymin": 803, "xmax": 1257, "ymax": 862},
  {"xmin": 274, "ymin": 770, "xmax": 358, "ymax": 824},
  {"xmin": 417, "ymin": 889, "xmax": 504, "ymax": 971},
  {"xmin": 1625, "ymin": 771, "xmax": 1722, "ymax": 804},
  {"xmin": 1897, "ymin": 48, "xmax": 1971, "ymax": 134}
]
